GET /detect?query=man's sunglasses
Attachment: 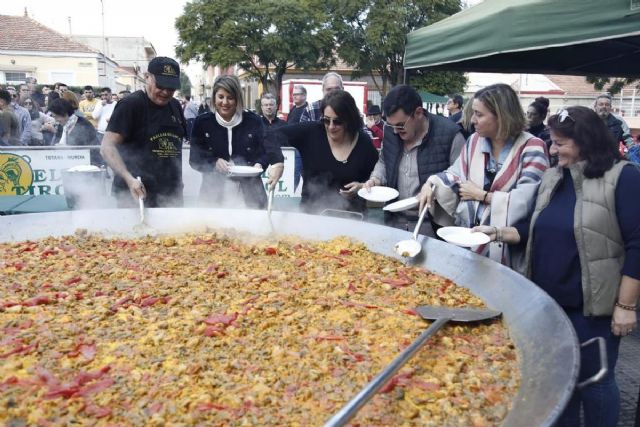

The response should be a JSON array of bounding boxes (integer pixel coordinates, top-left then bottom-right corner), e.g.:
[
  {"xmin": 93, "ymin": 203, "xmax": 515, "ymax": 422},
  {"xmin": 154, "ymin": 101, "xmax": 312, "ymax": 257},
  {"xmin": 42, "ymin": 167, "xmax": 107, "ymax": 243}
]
[
  {"xmin": 321, "ymin": 116, "xmax": 344, "ymax": 127},
  {"xmin": 385, "ymin": 112, "xmax": 415, "ymax": 131}
]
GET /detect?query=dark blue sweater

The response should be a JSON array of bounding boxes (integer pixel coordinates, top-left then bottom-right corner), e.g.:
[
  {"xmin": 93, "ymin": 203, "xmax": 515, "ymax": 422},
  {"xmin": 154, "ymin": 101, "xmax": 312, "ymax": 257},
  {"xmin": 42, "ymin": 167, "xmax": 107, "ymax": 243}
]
[{"xmin": 516, "ymin": 164, "xmax": 640, "ymax": 308}]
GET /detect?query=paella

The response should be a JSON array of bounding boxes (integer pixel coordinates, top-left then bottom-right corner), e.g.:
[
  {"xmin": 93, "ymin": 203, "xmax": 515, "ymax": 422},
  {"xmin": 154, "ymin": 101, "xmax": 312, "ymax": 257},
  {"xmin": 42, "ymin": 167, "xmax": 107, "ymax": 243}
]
[{"xmin": 0, "ymin": 231, "xmax": 520, "ymax": 426}]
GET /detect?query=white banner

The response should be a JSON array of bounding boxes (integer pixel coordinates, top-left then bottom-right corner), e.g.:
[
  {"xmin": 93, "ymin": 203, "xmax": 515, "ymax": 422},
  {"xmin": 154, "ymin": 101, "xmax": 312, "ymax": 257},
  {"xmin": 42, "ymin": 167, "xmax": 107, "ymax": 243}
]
[{"xmin": 0, "ymin": 149, "xmax": 91, "ymax": 196}]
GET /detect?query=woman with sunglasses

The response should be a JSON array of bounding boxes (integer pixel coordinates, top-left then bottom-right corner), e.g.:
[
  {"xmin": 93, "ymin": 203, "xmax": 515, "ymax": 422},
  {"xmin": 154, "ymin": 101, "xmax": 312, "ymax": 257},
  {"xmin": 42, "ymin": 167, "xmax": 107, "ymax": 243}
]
[
  {"xmin": 420, "ymin": 83, "xmax": 549, "ymax": 268},
  {"xmin": 266, "ymin": 90, "xmax": 377, "ymax": 214},
  {"xmin": 190, "ymin": 75, "xmax": 272, "ymax": 208},
  {"xmin": 475, "ymin": 106, "xmax": 640, "ymax": 426}
]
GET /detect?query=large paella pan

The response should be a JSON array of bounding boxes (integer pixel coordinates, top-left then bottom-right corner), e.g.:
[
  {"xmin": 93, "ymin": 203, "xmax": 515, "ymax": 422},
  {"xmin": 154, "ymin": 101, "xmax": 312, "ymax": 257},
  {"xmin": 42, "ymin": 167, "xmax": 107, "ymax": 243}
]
[{"xmin": 0, "ymin": 208, "xmax": 579, "ymax": 426}]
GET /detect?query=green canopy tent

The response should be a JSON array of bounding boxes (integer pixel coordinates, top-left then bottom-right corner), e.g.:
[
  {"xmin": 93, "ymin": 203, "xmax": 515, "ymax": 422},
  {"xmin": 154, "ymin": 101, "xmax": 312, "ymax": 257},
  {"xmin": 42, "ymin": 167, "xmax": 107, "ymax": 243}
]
[
  {"xmin": 404, "ymin": 0, "xmax": 640, "ymax": 77},
  {"xmin": 418, "ymin": 91, "xmax": 449, "ymax": 104}
]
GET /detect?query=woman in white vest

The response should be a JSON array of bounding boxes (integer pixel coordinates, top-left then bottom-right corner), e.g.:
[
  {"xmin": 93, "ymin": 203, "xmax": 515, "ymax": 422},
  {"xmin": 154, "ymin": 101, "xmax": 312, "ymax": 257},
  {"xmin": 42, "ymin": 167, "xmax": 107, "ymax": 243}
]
[{"xmin": 476, "ymin": 106, "xmax": 640, "ymax": 427}]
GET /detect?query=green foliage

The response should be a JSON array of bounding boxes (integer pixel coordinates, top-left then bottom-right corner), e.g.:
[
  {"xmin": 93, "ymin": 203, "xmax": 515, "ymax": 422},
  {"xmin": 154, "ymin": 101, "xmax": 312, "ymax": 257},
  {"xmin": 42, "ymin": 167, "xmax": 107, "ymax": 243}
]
[
  {"xmin": 175, "ymin": 0, "xmax": 335, "ymax": 103},
  {"xmin": 410, "ymin": 70, "xmax": 468, "ymax": 97},
  {"xmin": 586, "ymin": 76, "xmax": 639, "ymax": 95},
  {"xmin": 179, "ymin": 71, "xmax": 192, "ymax": 97},
  {"xmin": 328, "ymin": 0, "xmax": 462, "ymax": 95}
]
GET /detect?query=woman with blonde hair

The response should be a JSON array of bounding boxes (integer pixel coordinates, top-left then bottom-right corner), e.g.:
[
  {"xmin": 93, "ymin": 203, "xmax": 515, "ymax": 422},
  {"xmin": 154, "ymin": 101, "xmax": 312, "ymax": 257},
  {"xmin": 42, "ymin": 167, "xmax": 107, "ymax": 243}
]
[
  {"xmin": 420, "ymin": 83, "xmax": 549, "ymax": 268},
  {"xmin": 190, "ymin": 75, "xmax": 275, "ymax": 208}
]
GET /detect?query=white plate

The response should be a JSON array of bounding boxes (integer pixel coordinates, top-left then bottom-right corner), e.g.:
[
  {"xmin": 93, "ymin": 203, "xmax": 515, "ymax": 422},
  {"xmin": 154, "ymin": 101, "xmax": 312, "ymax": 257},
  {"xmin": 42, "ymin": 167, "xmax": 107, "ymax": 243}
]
[
  {"xmin": 357, "ymin": 186, "xmax": 399, "ymax": 203},
  {"xmin": 436, "ymin": 226, "xmax": 490, "ymax": 247},
  {"xmin": 383, "ymin": 196, "xmax": 419, "ymax": 212},
  {"xmin": 228, "ymin": 165, "xmax": 263, "ymax": 177}
]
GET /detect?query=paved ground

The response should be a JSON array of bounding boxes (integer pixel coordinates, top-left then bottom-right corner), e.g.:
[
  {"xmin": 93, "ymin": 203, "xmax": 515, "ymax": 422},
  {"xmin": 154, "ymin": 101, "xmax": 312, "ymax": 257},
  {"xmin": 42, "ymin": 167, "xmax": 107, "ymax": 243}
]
[{"xmin": 616, "ymin": 310, "xmax": 640, "ymax": 426}]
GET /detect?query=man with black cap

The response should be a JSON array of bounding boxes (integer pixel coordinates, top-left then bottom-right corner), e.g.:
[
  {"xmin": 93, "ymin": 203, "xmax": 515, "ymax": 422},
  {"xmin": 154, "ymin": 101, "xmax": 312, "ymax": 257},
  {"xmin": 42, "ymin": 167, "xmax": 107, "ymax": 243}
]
[{"xmin": 101, "ymin": 56, "xmax": 187, "ymax": 207}]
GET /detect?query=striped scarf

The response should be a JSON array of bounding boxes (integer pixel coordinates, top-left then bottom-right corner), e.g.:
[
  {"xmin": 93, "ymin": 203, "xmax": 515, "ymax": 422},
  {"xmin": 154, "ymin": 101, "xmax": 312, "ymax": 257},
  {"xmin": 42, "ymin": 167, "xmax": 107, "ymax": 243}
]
[{"xmin": 429, "ymin": 131, "xmax": 549, "ymax": 267}]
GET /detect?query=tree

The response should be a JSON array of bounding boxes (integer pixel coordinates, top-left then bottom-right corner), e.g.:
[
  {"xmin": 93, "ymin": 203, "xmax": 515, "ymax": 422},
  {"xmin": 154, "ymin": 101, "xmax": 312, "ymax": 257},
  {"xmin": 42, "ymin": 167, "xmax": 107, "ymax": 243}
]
[
  {"xmin": 586, "ymin": 76, "xmax": 639, "ymax": 96},
  {"xmin": 328, "ymin": 0, "xmax": 462, "ymax": 96},
  {"xmin": 175, "ymin": 0, "xmax": 335, "ymax": 104},
  {"xmin": 179, "ymin": 70, "xmax": 192, "ymax": 97},
  {"xmin": 410, "ymin": 69, "xmax": 468, "ymax": 98}
]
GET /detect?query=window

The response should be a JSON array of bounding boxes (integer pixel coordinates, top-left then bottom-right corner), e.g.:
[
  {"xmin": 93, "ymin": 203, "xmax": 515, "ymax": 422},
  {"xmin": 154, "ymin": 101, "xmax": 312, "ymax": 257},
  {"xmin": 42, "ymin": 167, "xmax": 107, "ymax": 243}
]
[{"xmin": 4, "ymin": 71, "xmax": 27, "ymax": 85}]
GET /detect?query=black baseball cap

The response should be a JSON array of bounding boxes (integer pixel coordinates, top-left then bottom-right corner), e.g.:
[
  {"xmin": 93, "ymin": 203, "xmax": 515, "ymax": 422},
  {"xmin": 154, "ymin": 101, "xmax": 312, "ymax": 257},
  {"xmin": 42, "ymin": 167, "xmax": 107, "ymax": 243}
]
[{"xmin": 148, "ymin": 57, "xmax": 180, "ymax": 90}]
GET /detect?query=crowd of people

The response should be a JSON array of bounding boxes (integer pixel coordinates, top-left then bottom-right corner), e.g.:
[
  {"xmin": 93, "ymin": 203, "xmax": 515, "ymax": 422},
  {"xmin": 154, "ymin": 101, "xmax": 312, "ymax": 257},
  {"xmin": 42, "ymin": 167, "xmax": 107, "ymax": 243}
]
[
  {"xmin": 0, "ymin": 78, "xmax": 131, "ymax": 148},
  {"xmin": 1, "ymin": 55, "xmax": 639, "ymax": 425}
]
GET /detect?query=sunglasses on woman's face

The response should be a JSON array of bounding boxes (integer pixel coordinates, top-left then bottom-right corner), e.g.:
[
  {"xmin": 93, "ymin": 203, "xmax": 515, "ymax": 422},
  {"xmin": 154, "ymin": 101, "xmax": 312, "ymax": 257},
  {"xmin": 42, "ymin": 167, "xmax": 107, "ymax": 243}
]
[{"xmin": 321, "ymin": 116, "xmax": 344, "ymax": 127}]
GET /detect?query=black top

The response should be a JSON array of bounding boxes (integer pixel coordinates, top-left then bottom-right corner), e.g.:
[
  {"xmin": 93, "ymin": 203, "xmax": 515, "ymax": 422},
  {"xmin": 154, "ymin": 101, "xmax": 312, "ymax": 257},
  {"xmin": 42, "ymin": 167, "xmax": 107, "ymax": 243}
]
[
  {"xmin": 106, "ymin": 90, "xmax": 185, "ymax": 200},
  {"xmin": 268, "ymin": 122, "xmax": 378, "ymax": 213},
  {"xmin": 287, "ymin": 103, "xmax": 307, "ymax": 124}
]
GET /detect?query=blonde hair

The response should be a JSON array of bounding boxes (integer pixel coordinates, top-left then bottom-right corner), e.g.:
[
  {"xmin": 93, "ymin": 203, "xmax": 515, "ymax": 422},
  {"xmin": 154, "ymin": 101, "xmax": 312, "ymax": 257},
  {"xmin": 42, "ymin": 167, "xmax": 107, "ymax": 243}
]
[
  {"xmin": 212, "ymin": 75, "xmax": 243, "ymax": 112},
  {"xmin": 473, "ymin": 83, "xmax": 525, "ymax": 142}
]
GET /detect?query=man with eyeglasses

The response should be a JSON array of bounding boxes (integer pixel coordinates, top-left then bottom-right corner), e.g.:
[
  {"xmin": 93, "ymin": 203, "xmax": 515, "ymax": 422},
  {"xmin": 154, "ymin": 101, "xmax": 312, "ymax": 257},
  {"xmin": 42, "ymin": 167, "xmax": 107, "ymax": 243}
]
[
  {"xmin": 92, "ymin": 87, "xmax": 116, "ymax": 143},
  {"xmin": 5, "ymin": 86, "xmax": 31, "ymax": 146},
  {"xmin": 300, "ymin": 72, "xmax": 343, "ymax": 123},
  {"xmin": 446, "ymin": 94, "xmax": 464, "ymax": 123},
  {"xmin": 361, "ymin": 85, "xmax": 465, "ymax": 236},
  {"xmin": 100, "ymin": 56, "xmax": 186, "ymax": 208},
  {"xmin": 287, "ymin": 85, "xmax": 308, "ymax": 124}
]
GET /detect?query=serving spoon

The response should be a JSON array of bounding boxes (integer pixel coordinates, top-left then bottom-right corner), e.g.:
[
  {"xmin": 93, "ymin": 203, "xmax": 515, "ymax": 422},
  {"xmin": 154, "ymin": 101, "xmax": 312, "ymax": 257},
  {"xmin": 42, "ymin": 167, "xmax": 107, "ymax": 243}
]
[{"xmin": 394, "ymin": 204, "xmax": 428, "ymax": 258}]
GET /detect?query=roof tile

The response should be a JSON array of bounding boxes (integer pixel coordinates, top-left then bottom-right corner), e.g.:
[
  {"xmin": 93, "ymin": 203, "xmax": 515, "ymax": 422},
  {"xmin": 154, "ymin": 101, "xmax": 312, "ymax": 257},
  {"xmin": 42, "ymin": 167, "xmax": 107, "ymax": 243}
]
[{"xmin": 0, "ymin": 14, "xmax": 96, "ymax": 54}]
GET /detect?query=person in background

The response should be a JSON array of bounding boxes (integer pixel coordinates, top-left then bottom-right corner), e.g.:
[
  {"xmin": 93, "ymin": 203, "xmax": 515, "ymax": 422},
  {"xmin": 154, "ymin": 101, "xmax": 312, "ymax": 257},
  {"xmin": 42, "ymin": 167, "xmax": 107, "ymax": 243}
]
[
  {"xmin": 198, "ymin": 97, "xmax": 211, "ymax": 115},
  {"xmin": 260, "ymin": 93, "xmax": 286, "ymax": 130},
  {"xmin": 190, "ymin": 75, "xmax": 273, "ymax": 208},
  {"xmin": 5, "ymin": 86, "xmax": 31, "ymax": 146},
  {"xmin": 40, "ymin": 85, "xmax": 52, "ymax": 112},
  {"xmin": 92, "ymin": 87, "xmax": 117, "ymax": 143},
  {"xmin": 54, "ymin": 82, "xmax": 68, "ymax": 95},
  {"xmin": 458, "ymin": 98, "xmax": 475, "ymax": 140},
  {"xmin": 267, "ymin": 90, "xmax": 377, "ymax": 214},
  {"xmin": 0, "ymin": 89, "xmax": 21, "ymax": 146},
  {"xmin": 287, "ymin": 85, "xmax": 308, "ymax": 124},
  {"xmin": 361, "ymin": 84, "xmax": 466, "ymax": 237},
  {"xmin": 26, "ymin": 77, "xmax": 44, "ymax": 107},
  {"xmin": 101, "ymin": 56, "xmax": 186, "ymax": 208},
  {"xmin": 475, "ymin": 106, "xmax": 640, "ymax": 426},
  {"xmin": 79, "ymin": 86, "xmax": 99, "ymax": 128},
  {"xmin": 49, "ymin": 98, "xmax": 97, "ymax": 148},
  {"xmin": 300, "ymin": 72, "xmax": 343, "ymax": 122},
  {"xmin": 365, "ymin": 104, "xmax": 384, "ymax": 141},
  {"xmin": 446, "ymin": 94, "xmax": 464, "ymax": 123},
  {"xmin": 118, "ymin": 90, "xmax": 131, "ymax": 100},
  {"xmin": 595, "ymin": 93, "xmax": 634, "ymax": 149},
  {"xmin": 20, "ymin": 97, "xmax": 54, "ymax": 146},
  {"xmin": 183, "ymin": 95, "xmax": 199, "ymax": 142},
  {"xmin": 526, "ymin": 96, "xmax": 552, "ymax": 149},
  {"xmin": 421, "ymin": 83, "xmax": 549, "ymax": 267},
  {"xmin": 18, "ymin": 83, "xmax": 32, "ymax": 103},
  {"xmin": 285, "ymin": 87, "xmax": 307, "ymax": 191}
]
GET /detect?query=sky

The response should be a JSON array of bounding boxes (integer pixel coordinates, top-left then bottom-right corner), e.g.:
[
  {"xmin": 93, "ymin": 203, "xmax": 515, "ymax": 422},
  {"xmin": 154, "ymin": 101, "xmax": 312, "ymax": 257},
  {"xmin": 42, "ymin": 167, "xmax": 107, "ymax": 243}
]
[
  {"xmin": 4, "ymin": 0, "xmax": 189, "ymax": 58},
  {"xmin": 4, "ymin": 0, "xmax": 483, "ymax": 84}
]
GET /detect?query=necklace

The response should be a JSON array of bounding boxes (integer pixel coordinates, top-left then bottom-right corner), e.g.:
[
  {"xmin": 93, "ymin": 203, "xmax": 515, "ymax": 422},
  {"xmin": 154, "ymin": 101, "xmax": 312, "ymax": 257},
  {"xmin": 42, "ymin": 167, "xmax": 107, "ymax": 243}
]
[{"xmin": 331, "ymin": 135, "xmax": 357, "ymax": 164}]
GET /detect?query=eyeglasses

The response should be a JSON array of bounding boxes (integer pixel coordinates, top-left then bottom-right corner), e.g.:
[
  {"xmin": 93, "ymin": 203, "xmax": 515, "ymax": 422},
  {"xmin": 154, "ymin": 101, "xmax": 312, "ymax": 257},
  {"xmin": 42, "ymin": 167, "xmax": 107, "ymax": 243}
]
[
  {"xmin": 292, "ymin": 92, "xmax": 304, "ymax": 96},
  {"xmin": 321, "ymin": 116, "xmax": 344, "ymax": 127},
  {"xmin": 386, "ymin": 112, "xmax": 415, "ymax": 132},
  {"xmin": 556, "ymin": 109, "xmax": 575, "ymax": 123},
  {"xmin": 24, "ymin": 101, "xmax": 32, "ymax": 105}
]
